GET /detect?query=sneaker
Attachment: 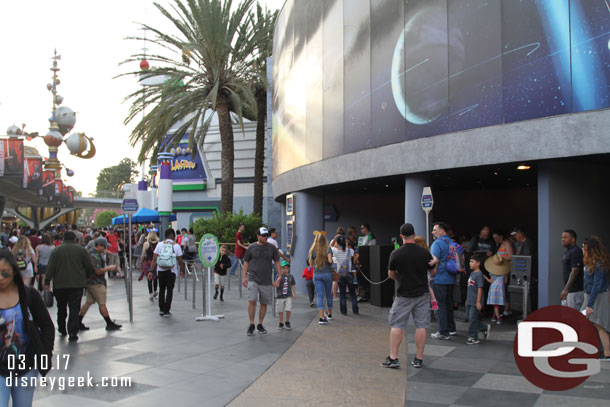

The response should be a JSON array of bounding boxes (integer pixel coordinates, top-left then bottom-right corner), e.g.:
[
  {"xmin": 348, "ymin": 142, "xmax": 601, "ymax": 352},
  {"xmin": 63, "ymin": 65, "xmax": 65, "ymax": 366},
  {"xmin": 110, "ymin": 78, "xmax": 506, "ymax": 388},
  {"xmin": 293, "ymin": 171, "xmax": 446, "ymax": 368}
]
[
  {"xmin": 496, "ymin": 316, "xmax": 503, "ymax": 325},
  {"xmin": 68, "ymin": 335, "xmax": 79, "ymax": 342},
  {"xmin": 310, "ymin": 302, "xmax": 315, "ymax": 307},
  {"xmin": 247, "ymin": 324, "xmax": 255, "ymax": 336},
  {"xmin": 600, "ymin": 355, "xmax": 610, "ymax": 361},
  {"xmin": 380, "ymin": 356, "xmax": 400, "ymax": 368},
  {"xmin": 149, "ymin": 294, "xmax": 154, "ymax": 302},
  {"xmin": 483, "ymin": 324, "xmax": 491, "ymax": 340},
  {"xmin": 449, "ymin": 331, "xmax": 457, "ymax": 336},
  {"xmin": 163, "ymin": 312, "xmax": 172, "ymax": 317},
  {"xmin": 502, "ymin": 311, "xmax": 512, "ymax": 318},
  {"xmin": 277, "ymin": 323, "xmax": 285, "ymax": 330},
  {"xmin": 159, "ymin": 311, "xmax": 165, "ymax": 316},
  {"xmin": 431, "ymin": 300, "xmax": 439, "ymax": 311},
  {"xmin": 256, "ymin": 324, "xmax": 267, "ymax": 334},
  {"xmin": 213, "ymin": 293, "xmax": 218, "ymax": 300},
  {"xmin": 285, "ymin": 321, "xmax": 292, "ymax": 330},
  {"xmin": 58, "ymin": 329, "xmax": 67, "ymax": 337},
  {"xmin": 153, "ymin": 291, "xmax": 158, "ymax": 298},
  {"xmin": 220, "ymin": 297, "xmax": 224, "ymax": 302},
  {"xmin": 79, "ymin": 323, "xmax": 90, "ymax": 331},
  {"xmin": 430, "ymin": 332, "xmax": 451, "ymax": 340},
  {"xmin": 491, "ymin": 316, "xmax": 497, "ymax": 323},
  {"xmin": 465, "ymin": 337, "xmax": 480, "ymax": 345},
  {"xmin": 318, "ymin": 318, "xmax": 328, "ymax": 325},
  {"xmin": 411, "ymin": 358, "xmax": 423, "ymax": 368},
  {"xmin": 325, "ymin": 313, "xmax": 333, "ymax": 321}
]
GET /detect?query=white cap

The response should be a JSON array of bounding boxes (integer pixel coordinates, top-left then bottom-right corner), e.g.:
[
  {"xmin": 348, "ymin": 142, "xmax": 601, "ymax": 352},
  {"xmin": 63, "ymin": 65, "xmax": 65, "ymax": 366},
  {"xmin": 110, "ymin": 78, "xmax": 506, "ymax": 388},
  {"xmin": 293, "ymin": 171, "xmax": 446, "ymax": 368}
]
[
  {"xmin": 258, "ymin": 227, "xmax": 269, "ymax": 236},
  {"xmin": 9, "ymin": 236, "xmax": 18, "ymax": 244}
]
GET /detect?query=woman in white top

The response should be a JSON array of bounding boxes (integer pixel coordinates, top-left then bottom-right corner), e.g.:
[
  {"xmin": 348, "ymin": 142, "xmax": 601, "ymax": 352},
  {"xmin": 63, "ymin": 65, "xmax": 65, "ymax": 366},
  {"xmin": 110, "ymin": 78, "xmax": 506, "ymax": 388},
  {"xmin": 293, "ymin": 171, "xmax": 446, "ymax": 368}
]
[
  {"xmin": 35, "ymin": 232, "xmax": 55, "ymax": 291},
  {"xmin": 11, "ymin": 236, "xmax": 37, "ymax": 287},
  {"xmin": 331, "ymin": 236, "xmax": 359, "ymax": 315}
]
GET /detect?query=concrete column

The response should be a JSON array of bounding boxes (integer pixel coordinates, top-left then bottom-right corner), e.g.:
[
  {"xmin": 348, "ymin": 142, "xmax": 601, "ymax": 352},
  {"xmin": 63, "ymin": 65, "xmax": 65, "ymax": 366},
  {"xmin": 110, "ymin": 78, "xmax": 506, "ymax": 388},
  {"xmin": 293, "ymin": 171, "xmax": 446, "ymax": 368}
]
[
  {"xmin": 404, "ymin": 176, "xmax": 429, "ymax": 239},
  {"xmin": 290, "ymin": 191, "xmax": 324, "ymax": 295},
  {"xmin": 538, "ymin": 160, "xmax": 610, "ymax": 308}
]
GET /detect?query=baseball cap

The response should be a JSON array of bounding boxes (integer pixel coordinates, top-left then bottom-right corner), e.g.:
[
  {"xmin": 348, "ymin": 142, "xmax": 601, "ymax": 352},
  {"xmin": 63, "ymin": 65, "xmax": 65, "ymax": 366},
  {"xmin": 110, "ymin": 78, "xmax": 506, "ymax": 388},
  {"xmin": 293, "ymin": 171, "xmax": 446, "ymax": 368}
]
[
  {"xmin": 94, "ymin": 237, "xmax": 109, "ymax": 248},
  {"xmin": 400, "ymin": 223, "xmax": 415, "ymax": 237},
  {"xmin": 280, "ymin": 260, "xmax": 290, "ymax": 267},
  {"xmin": 258, "ymin": 227, "xmax": 269, "ymax": 236},
  {"xmin": 8, "ymin": 236, "xmax": 18, "ymax": 244},
  {"xmin": 510, "ymin": 227, "xmax": 522, "ymax": 236}
]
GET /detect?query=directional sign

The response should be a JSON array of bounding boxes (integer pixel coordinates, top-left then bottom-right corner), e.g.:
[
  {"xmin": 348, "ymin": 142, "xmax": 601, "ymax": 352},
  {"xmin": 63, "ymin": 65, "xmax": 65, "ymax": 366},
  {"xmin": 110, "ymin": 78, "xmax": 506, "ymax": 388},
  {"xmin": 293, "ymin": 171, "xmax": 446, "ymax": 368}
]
[
  {"xmin": 199, "ymin": 234, "xmax": 220, "ymax": 268},
  {"xmin": 122, "ymin": 198, "xmax": 139, "ymax": 213},
  {"xmin": 421, "ymin": 187, "xmax": 433, "ymax": 212}
]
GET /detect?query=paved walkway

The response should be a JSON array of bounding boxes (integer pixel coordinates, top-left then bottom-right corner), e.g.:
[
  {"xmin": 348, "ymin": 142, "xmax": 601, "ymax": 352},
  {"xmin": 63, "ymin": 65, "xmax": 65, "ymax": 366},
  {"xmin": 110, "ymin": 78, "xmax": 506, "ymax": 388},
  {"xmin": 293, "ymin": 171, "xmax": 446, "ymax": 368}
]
[{"xmin": 30, "ymin": 270, "xmax": 610, "ymax": 406}]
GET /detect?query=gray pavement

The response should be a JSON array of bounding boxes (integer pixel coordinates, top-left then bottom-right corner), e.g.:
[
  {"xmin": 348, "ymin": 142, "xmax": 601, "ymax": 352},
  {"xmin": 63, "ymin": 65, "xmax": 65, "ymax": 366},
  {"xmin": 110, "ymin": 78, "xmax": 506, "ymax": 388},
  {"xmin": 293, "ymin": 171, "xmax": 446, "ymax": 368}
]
[
  {"xmin": 33, "ymin": 268, "xmax": 315, "ymax": 407},
  {"xmin": 29, "ymin": 270, "xmax": 610, "ymax": 407}
]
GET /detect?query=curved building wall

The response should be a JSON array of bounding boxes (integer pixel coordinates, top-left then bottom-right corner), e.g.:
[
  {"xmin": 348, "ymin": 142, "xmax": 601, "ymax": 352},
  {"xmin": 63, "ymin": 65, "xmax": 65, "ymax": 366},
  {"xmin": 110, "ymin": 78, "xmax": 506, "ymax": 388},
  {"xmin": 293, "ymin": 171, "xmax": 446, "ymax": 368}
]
[{"xmin": 272, "ymin": 0, "xmax": 610, "ymax": 196}]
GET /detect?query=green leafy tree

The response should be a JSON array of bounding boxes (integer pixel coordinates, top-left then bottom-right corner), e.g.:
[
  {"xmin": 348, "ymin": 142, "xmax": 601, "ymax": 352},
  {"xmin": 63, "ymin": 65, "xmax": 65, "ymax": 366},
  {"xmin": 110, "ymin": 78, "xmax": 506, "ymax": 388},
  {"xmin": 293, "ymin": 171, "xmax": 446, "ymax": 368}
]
[
  {"xmin": 95, "ymin": 210, "xmax": 119, "ymax": 227},
  {"xmin": 122, "ymin": 0, "xmax": 259, "ymax": 214},
  {"xmin": 192, "ymin": 210, "xmax": 262, "ymax": 250},
  {"xmin": 250, "ymin": 4, "xmax": 277, "ymax": 217},
  {"xmin": 95, "ymin": 158, "xmax": 139, "ymax": 198}
]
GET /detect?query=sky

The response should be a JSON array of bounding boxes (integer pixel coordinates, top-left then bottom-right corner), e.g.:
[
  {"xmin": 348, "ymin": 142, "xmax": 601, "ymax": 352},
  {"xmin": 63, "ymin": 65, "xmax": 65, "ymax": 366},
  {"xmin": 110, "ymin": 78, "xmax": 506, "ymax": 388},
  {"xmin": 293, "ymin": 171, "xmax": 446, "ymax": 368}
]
[{"xmin": 0, "ymin": 0, "xmax": 284, "ymax": 197}]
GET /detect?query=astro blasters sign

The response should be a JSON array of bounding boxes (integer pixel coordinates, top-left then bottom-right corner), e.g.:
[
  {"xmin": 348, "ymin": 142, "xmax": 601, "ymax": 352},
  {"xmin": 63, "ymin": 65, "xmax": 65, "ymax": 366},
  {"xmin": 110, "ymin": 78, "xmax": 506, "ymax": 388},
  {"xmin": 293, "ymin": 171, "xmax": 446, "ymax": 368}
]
[{"xmin": 159, "ymin": 134, "xmax": 207, "ymax": 187}]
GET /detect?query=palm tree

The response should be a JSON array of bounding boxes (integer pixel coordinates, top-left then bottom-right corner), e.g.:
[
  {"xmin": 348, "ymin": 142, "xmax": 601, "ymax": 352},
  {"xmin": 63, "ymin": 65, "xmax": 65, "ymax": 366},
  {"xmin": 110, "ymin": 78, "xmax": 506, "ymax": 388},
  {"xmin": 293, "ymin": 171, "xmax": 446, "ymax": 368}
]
[
  {"xmin": 122, "ymin": 0, "xmax": 258, "ymax": 214},
  {"xmin": 249, "ymin": 4, "xmax": 278, "ymax": 217}
]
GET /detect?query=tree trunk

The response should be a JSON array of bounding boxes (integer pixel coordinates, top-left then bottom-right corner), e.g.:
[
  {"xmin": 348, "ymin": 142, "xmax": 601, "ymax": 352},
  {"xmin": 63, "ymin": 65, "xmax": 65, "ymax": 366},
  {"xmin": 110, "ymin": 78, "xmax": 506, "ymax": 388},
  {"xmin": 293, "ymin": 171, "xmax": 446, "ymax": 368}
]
[
  {"xmin": 216, "ymin": 95, "xmax": 235, "ymax": 214},
  {"xmin": 253, "ymin": 86, "xmax": 266, "ymax": 217}
]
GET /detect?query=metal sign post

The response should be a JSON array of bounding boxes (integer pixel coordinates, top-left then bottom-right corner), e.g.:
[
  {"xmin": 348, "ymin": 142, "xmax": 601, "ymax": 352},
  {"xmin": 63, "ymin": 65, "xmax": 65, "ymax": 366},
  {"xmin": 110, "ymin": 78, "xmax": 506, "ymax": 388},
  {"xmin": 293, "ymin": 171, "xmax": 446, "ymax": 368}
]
[
  {"xmin": 421, "ymin": 187, "xmax": 433, "ymax": 246},
  {"xmin": 196, "ymin": 234, "xmax": 224, "ymax": 322},
  {"xmin": 121, "ymin": 198, "xmax": 138, "ymax": 323}
]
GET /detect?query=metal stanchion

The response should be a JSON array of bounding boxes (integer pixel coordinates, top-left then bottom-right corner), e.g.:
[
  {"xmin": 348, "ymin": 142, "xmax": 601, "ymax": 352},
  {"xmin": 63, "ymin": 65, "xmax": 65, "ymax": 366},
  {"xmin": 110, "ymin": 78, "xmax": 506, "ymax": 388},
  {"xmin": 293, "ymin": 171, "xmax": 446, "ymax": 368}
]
[
  {"xmin": 177, "ymin": 265, "xmax": 181, "ymax": 293},
  {"xmin": 201, "ymin": 264, "xmax": 206, "ymax": 314},
  {"xmin": 238, "ymin": 260, "xmax": 243, "ymax": 299},
  {"xmin": 184, "ymin": 264, "xmax": 188, "ymax": 300},
  {"xmin": 192, "ymin": 263, "xmax": 196, "ymax": 309}
]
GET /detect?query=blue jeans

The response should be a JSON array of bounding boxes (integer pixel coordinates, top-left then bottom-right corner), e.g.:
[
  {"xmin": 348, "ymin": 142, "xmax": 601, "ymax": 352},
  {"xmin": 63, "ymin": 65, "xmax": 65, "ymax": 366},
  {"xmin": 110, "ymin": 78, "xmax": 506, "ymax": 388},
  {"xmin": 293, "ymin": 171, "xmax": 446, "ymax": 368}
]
[
  {"xmin": 0, "ymin": 369, "xmax": 38, "ymax": 406},
  {"xmin": 433, "ymin": 283, "xmax": 456, "ymax": 336},
  {"xmin": 338, "ymin": 275, "xmax": 359, "ymax": 314},
  {"xmin": 230, "ymin": 256, "xmax": 242, "ymax": 276},
  {"xmin": 313, "ymin": 272, "xmax": 333, "ymax": 311},
  {"xmin": 467, "ymin": 305, "xmax": 486, "ymax": 339}
]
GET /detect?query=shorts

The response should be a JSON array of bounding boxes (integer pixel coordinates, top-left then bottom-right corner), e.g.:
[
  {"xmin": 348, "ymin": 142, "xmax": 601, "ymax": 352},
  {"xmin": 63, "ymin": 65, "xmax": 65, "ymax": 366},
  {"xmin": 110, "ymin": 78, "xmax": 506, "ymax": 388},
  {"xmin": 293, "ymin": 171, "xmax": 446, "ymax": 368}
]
[
  {"xmin": 248, "ymin": 281, "xmax": 273, "ymax": 305},
  {"xmin": 85, "ymin": 284, "xmax": 107, "ymax": 305},
  {"xmin": 388, "ymin": 294, "xmax": 430, "ymax": 329},
  {"xmin": 566, "ymin": 291, "xmax": 584, "ymax": 311},
  {"xmin": 107, "ymin": 252, "xmax": 120, "ymax": 268},
  {"xmin": 214, "ymin": 273, "xmax": 226, "ymax": 287},
  {"xmin": 277, "ymin": 297, "xmax": 293, "ymax": 312}
]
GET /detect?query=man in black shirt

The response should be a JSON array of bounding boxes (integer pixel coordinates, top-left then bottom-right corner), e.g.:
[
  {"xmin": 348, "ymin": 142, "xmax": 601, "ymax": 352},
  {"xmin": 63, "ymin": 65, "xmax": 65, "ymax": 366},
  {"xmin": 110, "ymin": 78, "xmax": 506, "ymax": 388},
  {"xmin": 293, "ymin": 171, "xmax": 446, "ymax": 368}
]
[
  {"xmin": 559, "ymin": 229, "xmax": 584, "ymax": 310},
  {"xmin": 381, "ymin": 223, "xmax": 434, "ymax": 370}
]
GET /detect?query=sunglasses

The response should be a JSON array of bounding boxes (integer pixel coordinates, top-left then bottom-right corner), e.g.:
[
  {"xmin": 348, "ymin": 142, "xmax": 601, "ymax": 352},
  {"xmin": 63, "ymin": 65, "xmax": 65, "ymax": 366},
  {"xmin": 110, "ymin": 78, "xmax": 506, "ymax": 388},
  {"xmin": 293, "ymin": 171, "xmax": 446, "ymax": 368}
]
[
  {"xmin": 0, "ymin": 270, "xmax": 12, "ymax": 279},
  {"xmin": 260, "ymin": 234, "xmax": 269, "ymax": 237}
]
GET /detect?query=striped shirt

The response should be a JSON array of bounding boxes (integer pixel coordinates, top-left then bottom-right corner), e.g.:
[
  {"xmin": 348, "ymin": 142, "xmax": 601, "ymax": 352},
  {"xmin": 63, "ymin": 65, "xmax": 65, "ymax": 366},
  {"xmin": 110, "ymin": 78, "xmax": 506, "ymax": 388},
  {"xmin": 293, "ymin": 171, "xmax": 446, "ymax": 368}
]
[{"xmin": 331, "ymin": 247, "xmax": 354, "ymax": 274}]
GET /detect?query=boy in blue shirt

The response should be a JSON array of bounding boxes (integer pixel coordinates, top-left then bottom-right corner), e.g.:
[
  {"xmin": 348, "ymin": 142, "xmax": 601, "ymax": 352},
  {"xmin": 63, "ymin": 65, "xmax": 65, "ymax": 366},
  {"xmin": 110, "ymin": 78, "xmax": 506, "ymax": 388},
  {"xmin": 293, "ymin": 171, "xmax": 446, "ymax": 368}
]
[{"xmin": 465, "ymin": 254, "xmax": 491, "ymax": 344}]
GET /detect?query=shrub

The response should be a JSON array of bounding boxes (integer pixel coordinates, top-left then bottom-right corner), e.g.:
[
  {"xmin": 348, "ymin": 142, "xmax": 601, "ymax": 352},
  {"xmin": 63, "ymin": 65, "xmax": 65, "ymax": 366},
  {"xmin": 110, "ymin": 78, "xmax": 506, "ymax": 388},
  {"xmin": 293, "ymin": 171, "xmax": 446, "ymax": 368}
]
[
  {"xmin": 192, "ymin": 210, "xmax": 263, "ymax": 248},
  {"xmin": 95, "ymin": 210, "xmax": 119, "ymax": 227}
]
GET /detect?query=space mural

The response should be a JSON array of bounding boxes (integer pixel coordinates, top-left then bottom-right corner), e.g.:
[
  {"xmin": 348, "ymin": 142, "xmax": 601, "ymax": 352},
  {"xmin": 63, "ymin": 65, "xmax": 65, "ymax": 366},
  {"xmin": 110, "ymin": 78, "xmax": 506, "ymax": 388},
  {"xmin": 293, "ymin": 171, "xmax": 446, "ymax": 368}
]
[{"xmin": 272, "ymin": 0, "xmax": 610, "ymax": 177}]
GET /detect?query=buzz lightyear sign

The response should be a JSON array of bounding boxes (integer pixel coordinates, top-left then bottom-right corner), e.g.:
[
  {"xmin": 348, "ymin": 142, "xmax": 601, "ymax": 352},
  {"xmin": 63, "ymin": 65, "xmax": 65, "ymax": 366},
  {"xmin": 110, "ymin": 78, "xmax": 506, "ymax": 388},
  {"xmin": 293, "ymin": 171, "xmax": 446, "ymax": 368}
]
[{"xmin": 199, "ymin": 234, "xmax": 219, "ymax": 268}]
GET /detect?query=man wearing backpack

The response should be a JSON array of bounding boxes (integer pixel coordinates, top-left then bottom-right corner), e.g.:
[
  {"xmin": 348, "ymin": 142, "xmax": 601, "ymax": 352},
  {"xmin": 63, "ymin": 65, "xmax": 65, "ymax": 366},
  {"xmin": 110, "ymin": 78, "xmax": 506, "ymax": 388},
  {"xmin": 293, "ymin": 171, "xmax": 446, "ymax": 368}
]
[
  {"xmin": 148, "ymin": 228, "xmax": 184, "ymax": 317},
  {"xmin": 430, "ymin": 222, "xmax": 457, "ymax": 340}
]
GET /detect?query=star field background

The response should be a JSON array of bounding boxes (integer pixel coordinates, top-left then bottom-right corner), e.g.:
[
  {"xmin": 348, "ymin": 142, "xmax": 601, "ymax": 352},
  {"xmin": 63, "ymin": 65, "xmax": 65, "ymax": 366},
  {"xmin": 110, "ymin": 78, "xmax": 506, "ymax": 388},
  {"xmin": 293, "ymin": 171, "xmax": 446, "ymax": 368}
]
[{"xmin": 272, "ymin": 0, "xmax": 610, "ymax": 176}]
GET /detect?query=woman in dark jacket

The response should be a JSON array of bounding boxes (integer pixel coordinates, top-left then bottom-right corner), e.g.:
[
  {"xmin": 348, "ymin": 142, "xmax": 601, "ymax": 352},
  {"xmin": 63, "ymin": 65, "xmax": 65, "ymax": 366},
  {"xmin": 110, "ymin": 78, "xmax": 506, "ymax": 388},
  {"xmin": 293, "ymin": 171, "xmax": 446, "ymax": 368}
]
[{"xmin": 0, "ymin": 249, "xmax": 55, "ymax": 406}]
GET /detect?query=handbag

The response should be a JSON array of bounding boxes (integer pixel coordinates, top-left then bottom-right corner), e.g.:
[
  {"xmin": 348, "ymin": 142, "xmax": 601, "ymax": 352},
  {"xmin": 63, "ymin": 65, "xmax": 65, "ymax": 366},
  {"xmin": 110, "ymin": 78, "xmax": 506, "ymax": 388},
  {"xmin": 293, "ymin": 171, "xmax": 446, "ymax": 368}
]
[{"xmin": 43, "ymin": 289, "xmax": 54, "ymax": 307}]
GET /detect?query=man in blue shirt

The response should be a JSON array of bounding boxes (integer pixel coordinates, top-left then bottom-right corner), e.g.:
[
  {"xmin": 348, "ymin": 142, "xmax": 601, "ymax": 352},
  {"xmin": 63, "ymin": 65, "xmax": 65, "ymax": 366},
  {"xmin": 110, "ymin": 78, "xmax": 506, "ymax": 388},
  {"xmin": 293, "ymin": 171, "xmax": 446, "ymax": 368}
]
[
  {"xmin": 559, "ymin": 229, "xmax": 584, "ymax": 310},
  {"xmin": 430, "ymin": 222, "xmax": 457, "ymax": 340}
]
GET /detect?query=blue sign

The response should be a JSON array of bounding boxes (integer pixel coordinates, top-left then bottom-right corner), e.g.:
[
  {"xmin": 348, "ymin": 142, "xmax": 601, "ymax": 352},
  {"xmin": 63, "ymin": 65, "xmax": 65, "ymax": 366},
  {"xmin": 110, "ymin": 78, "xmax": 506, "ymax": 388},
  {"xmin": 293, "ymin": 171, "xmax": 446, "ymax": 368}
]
[
  {"xmin": 160, "ymin": 134, "xmax": 207, "ymax": 182},
  {"xmin": 122, "ymin": 198, "xmax": 139, "ymax": 213},
  {"xmin": 422, "ymin": 195, "xmax": 433, "ymax": 202},
  {"xmin": 422, "ymin": 202, "xmax": 433, "ymax": 208}
]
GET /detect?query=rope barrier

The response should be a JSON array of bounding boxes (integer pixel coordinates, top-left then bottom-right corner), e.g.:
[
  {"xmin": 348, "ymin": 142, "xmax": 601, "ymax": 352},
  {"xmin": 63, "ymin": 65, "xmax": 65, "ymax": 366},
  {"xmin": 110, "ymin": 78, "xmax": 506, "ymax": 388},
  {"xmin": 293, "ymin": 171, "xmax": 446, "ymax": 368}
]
[{"xmin": 355, "ymin": 267, "xmax": 391, "ymax": 286}]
